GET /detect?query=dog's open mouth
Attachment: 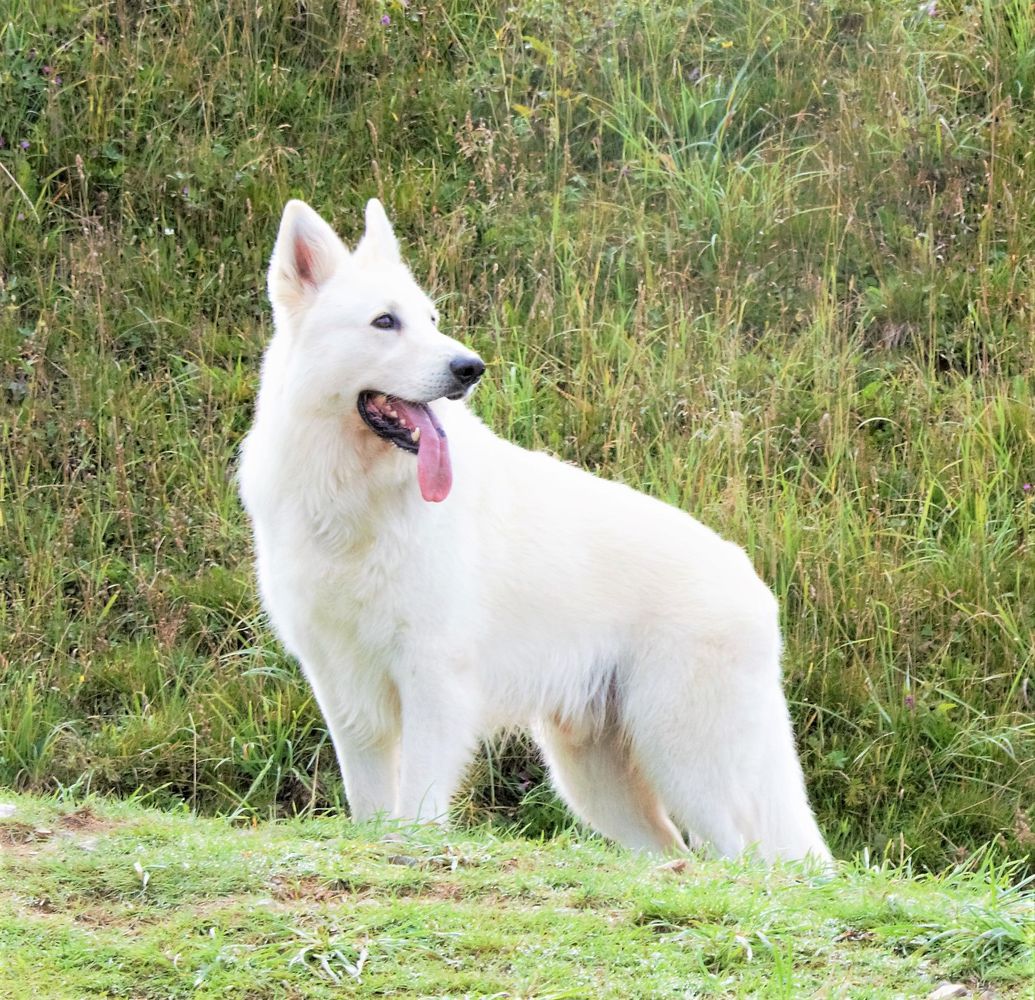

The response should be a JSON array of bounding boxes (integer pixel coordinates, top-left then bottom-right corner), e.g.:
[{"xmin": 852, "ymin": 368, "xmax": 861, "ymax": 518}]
[{"xmin": 358, "ymin": 391, "xmax": 452, "ymax": 503}]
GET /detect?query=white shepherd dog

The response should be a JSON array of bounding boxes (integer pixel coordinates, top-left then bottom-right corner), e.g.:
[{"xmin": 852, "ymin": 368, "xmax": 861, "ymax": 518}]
[{"xmin": 239, "ymin": 199, "xmax": 832, "ymax": 863}]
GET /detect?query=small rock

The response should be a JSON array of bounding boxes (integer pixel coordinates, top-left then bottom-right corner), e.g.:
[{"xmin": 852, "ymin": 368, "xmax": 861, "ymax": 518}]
[
  {"xmin": 927, "ymin": 984, "xmax": 968, "ymax": 1000},
  {"xmin": 387, "ymin": 854, "xmax": 420, "ymax": 867},
  {"xmin": 0, "ymin": 804, "xmax": 15, "ymax": 819}
]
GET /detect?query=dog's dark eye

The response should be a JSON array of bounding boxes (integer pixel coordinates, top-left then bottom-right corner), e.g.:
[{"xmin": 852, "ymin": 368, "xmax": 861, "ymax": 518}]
[{"xmin": 371, "ymin": 313, "xmax": 398, "ymax": 331}]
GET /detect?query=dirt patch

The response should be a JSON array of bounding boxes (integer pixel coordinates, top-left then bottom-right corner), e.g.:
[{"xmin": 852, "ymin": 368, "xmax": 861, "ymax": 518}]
[
  {"xmin": 0, "ymin": 822, "xmax": 50, "ymax": 847},
  {"xmin": 8, "ymin": 897, "xmax": 150, "ymax": 933},
  {"xmin": 1, "ymin": 807, "xmax": 120, "ymax": 858},
  {"xmin": 270, "ymin": 875, "xmax": 362, "ymax": 903},
  {"xmin": 269, "ymin": 874, "xmax": 500, "ymax": 907},
  {"xmin": 57, "ymin": 806, "xmax": 108, "ymax": 832},
  {"xmin": 418, "ymin": 880, "xmax": 467, "ymax": 902}
]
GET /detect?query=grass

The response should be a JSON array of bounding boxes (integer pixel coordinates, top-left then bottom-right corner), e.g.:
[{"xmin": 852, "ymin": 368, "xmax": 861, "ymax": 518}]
[
  {"xmin": 1, "ymin": 791, "xmax": 1032, "ymax": 998},
  {"xmin": 0, "ymin": 0, "xmax": 1033, "ymax": 873}
]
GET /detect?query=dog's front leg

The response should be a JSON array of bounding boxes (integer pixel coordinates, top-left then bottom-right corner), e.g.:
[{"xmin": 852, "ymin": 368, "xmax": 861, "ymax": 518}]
[
  {"xmin": 336, "ymin": 734, "xmax": 399, "ymax": 823},
  {"xmin": 303, "ymin": 671, "xmax": 400, "ymax": 822},
  {"xmin": 393, "ymin": 676, "xmax": 480, "ymax": 824}
]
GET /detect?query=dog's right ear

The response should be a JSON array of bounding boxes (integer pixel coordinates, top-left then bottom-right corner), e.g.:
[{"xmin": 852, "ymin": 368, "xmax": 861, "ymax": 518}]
[{"xmin": 268, "ymin": 200, "xmax": 348, "ymax": 313}]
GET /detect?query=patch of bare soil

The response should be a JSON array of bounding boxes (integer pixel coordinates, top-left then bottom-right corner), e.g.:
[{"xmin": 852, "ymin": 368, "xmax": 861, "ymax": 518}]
[
  {"xmin": 272, "ymin": 872, "xmax": 484, "ymax": 905},
  {"xmin": 0, "ymin": 821, "xmax": 39, "ymax": 846},
  {"xmin": 1, "ymin": 806, "xmax": 121, "ymax": 858},
  {"xmin": 0, "ymin": 821, "xmax": 58, "ymax": 854},
  {"xmin": 57, "ymin": 806, "xmax": 110, "ymax": 833}
]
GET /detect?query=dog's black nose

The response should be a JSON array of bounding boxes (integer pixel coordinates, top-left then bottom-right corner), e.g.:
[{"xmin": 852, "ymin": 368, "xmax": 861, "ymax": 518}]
[{"xmin": 449, "ymin": 355, "xmax": 485, "ymax": 388}]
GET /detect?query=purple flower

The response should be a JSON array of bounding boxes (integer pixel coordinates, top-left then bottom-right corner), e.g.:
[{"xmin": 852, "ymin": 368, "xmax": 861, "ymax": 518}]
[
  {"xmin": 1024, "ymin": 483, "xmax": 1032, "ymax": 492},
  {"xmin": 42, "ymin": 65, "xmax": 52, "ymax": 75},
  {"xmin": 380, "ymin": 13, "xmax": 390, "ymax": 25},
  {"xmin": 53, "ymin": 75, "xmax": 62, "ymax": 86},
  {"xmin": 904, "ymin": 694, "xmax": 915, "ymax": 711},
  {"xmin": 16, "ymin": 213, "xmax": 24, "ymax": 221},
  {"xmin": 19, "ymin": 140, "xmax": 29, "ymax": 150}
]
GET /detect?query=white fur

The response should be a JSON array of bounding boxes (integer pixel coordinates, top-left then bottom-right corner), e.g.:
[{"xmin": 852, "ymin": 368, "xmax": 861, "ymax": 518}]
[{"xmin": 239, "ymin": 199, "xmax": 832, "ymax": 863}]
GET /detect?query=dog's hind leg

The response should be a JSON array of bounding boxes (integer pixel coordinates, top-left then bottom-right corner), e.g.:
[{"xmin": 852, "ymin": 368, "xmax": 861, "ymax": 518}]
[
  {"xmin": 623, "ymin": 648, "xmax": 831, "ymax": 865},
  {"xmin": 535, "ymin": 719, "xmax": 687, "ymax": 854}
]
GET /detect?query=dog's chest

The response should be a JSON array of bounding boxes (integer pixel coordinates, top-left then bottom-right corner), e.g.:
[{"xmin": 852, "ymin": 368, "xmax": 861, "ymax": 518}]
[{"xmin": 258, "ymin": 501, "xmax": 440, "ymax": 669}]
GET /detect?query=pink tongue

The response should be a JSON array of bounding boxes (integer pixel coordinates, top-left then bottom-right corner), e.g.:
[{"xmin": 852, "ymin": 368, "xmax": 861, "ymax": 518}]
[{"xmin": 393, "ymin": 401, "xmax": 452, "ymax": 502}]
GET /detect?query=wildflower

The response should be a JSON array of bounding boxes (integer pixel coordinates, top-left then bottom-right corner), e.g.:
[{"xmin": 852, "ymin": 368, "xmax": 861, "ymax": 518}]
[
  {"xmin": 380, "ymin": 13, "xmax": 390, "ymax": 26},
  {"xmin": 1024, "ymin": 483, "xmax": 1032, "ymax": 492},
  {"xmin": 163, "ymin": 227, "xmax": 174, "ymax": 236},
  {"xmin": 53, "ymin": 75, "xmax": 62, "ymax": 86},
  {"xmin": 721, "ymin": 40, "xmax": 733, "ymax": 49},
  {"xmin": 42, "ymin": 65, "xmax": 51, "ymax": 75},
  {"xmin": 922, "ymin": 1, "xmax": 937, "ymax": 15},
  {"xmin": 904, "ymin": 694, "xmax": 915, "ymax": 711},
  {"xmin": 19, "ymin": 140, "xmax": 29, "ymax": 150}
]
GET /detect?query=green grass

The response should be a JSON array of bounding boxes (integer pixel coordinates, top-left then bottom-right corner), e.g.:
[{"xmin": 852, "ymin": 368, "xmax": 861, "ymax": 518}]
[
  {"xmin": 0, "ymin": 792, "xmax": 1032, "ymax": 998},
  {"xmin": 0, "ymin": 0, "xmax": 1033, "ymax": 872}
]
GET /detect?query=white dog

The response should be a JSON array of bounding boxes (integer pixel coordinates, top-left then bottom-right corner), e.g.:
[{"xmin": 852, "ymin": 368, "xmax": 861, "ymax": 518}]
[{"xmin": 238, "ymin": 199, "xmax": 832, "ymax": 863}]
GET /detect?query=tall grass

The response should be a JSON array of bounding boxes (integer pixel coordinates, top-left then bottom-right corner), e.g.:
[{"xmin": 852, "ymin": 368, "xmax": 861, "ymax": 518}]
[{"xmin": 1, "ymin": 0, "xmax": 1032, "ymax": 870}]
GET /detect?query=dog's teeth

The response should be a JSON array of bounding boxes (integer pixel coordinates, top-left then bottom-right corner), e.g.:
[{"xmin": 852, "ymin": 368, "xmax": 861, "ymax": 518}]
[
  {"xmin": 385, "ymin": 408, "xmax": 398, "ymax": 419},
  {"xmin": 372, "ymin": 393, "xmax": 387, "ymax": 406},
  {"xmin": 411, "ymin": 428, "xmax": 421, "ymax": 443}
]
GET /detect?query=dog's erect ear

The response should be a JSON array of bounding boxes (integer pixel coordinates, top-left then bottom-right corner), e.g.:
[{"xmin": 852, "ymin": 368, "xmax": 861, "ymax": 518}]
[
  {"xmin": 354, "ymin": 198, "xmax": 401, "ymax": 263},
  {"xmin": 268, "ymin": 200, "xmax": 348, "ymax": 312}
]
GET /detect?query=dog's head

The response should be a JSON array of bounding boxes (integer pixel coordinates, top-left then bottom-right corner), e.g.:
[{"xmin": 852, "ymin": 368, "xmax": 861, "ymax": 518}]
[{"xmin": 266, "ymin": 199, "xmax": 483, "ymax": 501}]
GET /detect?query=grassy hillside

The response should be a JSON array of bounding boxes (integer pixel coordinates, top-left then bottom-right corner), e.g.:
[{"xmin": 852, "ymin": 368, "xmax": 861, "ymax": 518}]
[
  {"xmin": 0, "ymin": 0, "xmax": 1032, "ymax": 870},
  {"xmin": 1, "ymin": 792, "xmax": 1032, "ymax": 998}
]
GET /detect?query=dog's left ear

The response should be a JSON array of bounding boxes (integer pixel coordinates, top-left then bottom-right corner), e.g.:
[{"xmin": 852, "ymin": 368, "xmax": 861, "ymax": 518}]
[{"xmin": 354, "ymin": 198, "xmax": 401, "ymax": 263}]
